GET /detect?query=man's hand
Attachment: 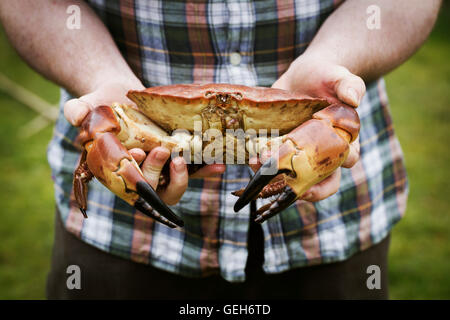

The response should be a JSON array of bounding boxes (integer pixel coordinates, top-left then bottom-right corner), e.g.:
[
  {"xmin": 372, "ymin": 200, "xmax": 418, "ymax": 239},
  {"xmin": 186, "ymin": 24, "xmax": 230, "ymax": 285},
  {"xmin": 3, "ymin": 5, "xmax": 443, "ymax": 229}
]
[
  {"xmin": 267, "ymin": 0, "xmax": 441, "ymax": 202},
  {"xmin": 271, "ymin": 56, "xmax": 365, "ymax": 202},
  {"xmin": 64, "ymin": 82, "xmax": 225, "ymax": 205}
]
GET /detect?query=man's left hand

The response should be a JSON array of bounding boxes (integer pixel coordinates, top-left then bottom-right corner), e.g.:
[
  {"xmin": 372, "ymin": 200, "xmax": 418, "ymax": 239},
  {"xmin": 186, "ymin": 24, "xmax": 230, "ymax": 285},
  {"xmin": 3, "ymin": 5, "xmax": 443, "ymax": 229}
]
[{"xmin": 271, "ymin": 55, "xmax": 365, "ymax": 202}]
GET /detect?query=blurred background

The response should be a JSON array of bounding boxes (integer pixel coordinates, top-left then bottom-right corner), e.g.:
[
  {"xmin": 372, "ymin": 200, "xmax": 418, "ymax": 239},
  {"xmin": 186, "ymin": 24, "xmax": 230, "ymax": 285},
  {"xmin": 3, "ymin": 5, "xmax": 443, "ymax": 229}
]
[{"xmin": 0, "ymin": 6, "xmax": 448, "ymax": 300}]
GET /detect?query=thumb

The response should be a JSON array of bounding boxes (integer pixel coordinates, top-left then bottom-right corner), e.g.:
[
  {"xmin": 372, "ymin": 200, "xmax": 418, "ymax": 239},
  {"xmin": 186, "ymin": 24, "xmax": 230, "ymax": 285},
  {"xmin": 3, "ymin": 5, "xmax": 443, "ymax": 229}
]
[
  {"xmin": 64, "ymin": 98, "xmax": 93, "ymax": 127},
  {"xmin": 333, "ymin": 67, "xmax": 366, "ymax": 107},
  {"xmin": 271, "ymin": 72, "xmax": 291, "ymax": 90}
]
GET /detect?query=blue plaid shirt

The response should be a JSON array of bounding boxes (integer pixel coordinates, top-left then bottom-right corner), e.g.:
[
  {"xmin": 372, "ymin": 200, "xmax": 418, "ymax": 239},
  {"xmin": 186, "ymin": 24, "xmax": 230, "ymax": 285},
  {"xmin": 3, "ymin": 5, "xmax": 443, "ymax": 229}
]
[{"xmin": 47, "ymin": 0, "xmax": 408, "ymax": 281}]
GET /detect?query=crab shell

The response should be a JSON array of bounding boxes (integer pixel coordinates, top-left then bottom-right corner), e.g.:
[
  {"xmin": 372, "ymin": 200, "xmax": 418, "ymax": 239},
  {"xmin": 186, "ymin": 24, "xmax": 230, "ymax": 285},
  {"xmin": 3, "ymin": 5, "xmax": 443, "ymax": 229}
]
[{"xmin": 127, "ymin": 84, "xmax": 330, "ymax": 134}]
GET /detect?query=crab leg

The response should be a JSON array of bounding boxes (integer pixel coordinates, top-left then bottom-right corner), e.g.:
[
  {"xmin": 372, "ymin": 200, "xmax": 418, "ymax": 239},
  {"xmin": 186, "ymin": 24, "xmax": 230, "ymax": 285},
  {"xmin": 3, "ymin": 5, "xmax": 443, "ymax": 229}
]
[
  {"xmin": 73, "ymin": 106, "xmax": 184, "ymax": 228},
  {"xmin": 73, "ymin": 149, "xmax": 93, "ymax": 218},
  {"xmin": 234, "ymin": 103, "xmax": 360, "ymax": 223}
]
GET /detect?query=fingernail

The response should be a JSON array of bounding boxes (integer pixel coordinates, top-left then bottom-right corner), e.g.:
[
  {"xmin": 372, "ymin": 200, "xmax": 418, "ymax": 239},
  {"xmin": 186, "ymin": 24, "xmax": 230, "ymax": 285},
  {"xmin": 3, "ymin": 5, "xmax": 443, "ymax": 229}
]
[
  {"xmin": 174, "ymin": 158, "xmax": 186, "ymax": 173},
  {"xmin": 347, "ymin": 88, "xmax": 359, "ymax": 106}
]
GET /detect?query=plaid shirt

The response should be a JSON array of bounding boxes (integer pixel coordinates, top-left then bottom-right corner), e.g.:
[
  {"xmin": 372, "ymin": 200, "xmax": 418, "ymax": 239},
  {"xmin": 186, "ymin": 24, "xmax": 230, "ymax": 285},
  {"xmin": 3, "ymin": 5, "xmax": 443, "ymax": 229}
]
[{"xmin": 48, "ymin": 0, "xmax": 408, "ymax": 281}]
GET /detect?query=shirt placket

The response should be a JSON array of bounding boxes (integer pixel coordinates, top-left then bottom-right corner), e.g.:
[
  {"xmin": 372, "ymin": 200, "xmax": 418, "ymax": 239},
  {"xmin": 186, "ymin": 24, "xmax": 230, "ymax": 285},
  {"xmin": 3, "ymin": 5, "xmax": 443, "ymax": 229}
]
[{"xmin": 223, "ymin": 0, "xmax": 257, "ymax": 86}]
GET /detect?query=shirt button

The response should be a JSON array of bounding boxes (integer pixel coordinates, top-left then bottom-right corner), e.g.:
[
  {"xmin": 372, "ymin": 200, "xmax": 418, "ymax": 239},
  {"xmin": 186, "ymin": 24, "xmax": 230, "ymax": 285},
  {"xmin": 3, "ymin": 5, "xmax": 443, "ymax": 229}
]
[{"xmin": 230, "ymin": 52, "xmax": 241, "ymax": 66}]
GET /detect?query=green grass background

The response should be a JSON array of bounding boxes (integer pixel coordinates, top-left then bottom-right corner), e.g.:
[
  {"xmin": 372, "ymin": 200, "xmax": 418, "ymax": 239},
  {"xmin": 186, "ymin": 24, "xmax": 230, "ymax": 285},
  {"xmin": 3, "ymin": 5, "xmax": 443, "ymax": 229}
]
[{"xmin": 0, "ymin": 8, "xmax": 448, "ymax": 300}]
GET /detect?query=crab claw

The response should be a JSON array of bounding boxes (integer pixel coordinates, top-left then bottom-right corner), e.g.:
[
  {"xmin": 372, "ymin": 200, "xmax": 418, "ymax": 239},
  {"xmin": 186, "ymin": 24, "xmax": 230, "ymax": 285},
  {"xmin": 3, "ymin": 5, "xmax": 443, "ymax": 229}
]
[
  {"xmin": 234, "ymin": 104, "xmax": 360, "ymax": 223},
  {"xmin": 233, "ymin": 158, "xmax": 290, "ymax": 212},
  {"xmin": 74, "ymin": 106, "xmax": 184, "ymax": 228},
  {"xmin": 87, "ymin": 132, "xmax": 184, "ymax": 228}
]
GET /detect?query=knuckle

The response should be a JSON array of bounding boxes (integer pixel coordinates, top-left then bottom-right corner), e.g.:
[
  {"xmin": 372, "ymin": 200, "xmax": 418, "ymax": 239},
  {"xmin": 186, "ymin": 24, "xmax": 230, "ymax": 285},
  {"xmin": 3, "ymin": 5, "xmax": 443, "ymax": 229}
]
[
  {"xmin": 142, "ymin": 170, "xmax": 162, "ymax": 187},
  {"xmin": 143, "ymin": 166, "xmax": 163, "ymax": 178}
]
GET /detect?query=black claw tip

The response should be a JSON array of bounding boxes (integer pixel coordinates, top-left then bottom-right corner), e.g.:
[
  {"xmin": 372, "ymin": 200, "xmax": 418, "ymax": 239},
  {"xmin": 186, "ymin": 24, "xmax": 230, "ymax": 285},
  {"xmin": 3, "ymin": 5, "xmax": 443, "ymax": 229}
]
[
  {"xmin": 234, "ymin": 198, "xmax": 248, "ymax": 213},
  {"xmin": 136, "ymin": 181, "xmax": 184, "ymax": 228},
  {"xmin": 234, "ymin": 158, "xmax": 289, "ymax": 212},
  {"xmin": 79, "ymin": 207, "xmax": 88, "ymax": 218},
  {"xmin": 254, "ymin": 186, "xmax": 298, "ymax": 223},
  {"xmin": 254, "ymin": 215, "xmax": 264, "ymax": 224},
  {"xmin": 135, "ymin": 198, "xmax": 179, "ymax": 228}
]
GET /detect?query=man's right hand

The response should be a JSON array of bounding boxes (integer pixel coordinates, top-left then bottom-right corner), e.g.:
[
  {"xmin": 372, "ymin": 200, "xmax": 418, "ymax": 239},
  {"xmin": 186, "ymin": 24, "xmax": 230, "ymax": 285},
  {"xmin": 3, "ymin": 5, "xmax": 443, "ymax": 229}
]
[{"xmin": 64, "ymin": 82, "xmax": 225, "ymax": 206}]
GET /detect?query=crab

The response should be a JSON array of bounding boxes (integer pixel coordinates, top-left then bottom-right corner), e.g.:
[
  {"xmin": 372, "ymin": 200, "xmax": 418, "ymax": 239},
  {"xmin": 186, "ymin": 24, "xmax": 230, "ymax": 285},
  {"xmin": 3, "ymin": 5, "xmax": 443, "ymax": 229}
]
[{"xmin": 73, "ymin": 84, "xmax": 360, "ymax": 228}]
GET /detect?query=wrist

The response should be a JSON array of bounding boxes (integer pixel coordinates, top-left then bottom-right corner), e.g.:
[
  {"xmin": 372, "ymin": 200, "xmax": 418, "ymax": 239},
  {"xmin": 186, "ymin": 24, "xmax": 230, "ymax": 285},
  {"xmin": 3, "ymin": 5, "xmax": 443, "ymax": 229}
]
[
  {"xmin": 274, "ymin": 49, "xmax": 366, "ymax": 107},
  {"xmin": 298, "ymin": 46, "xmax": 363, "ymax": 80},
  {"xmin": 89, "ymin": 71, "xmax": 144, "ymax": 94},
  {"xmin": 275, "ymin": 53, "xmax": 333, "ymax": 91},
  {"xmin": 69, "ymin": 73, "xmax": 144, "ymax": 97},
  {"xmin": 290, "ymin": 49, "xmax": 340, "ymax": 74}
]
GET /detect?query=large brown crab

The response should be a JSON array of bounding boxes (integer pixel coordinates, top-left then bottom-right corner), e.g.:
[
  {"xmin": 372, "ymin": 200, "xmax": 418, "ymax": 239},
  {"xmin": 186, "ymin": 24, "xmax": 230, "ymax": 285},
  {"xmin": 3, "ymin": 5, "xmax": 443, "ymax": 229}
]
[{"xmin": 73, "ymin": 84, "xmax": 360, "ymax": 228}]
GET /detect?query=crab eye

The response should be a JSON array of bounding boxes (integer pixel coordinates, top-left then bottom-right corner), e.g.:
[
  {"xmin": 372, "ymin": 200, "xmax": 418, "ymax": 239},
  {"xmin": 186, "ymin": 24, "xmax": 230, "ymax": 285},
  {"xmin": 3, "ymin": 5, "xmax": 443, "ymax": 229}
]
[
  {"xmin": 205, "ymin": 91, "xmax": 213, "ymax": 98},
  {"xmin": 218, "ymin": 94, "xmax": 228, "ymax": 103},
  {"xmin": 233, "ymin": 92, "xmax": 243, "ymax": 100}
]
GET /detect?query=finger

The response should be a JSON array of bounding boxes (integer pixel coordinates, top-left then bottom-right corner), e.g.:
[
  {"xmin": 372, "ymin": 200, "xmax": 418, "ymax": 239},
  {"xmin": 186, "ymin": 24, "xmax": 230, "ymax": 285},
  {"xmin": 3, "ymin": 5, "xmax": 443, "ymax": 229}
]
[
  {"xmin": 247, "ymin": 147, "xmax": 273, "ymax": 172},
  {"xmin": 141, "ymin": 147, "xmax": 170, "ymax": 188},
  {"xmin": 64, "ymin": 98, "xmax": 93, "ymax": 126},
  {"xmin": 259, "ymin": 148, "xmax": 273, "ymax": 164},
  {"xmin": 342, "ymin": 137, "xmax": 360, "ymax": 168},
  {"xmin": 301, "ymin": 169, "xmax": 341, "ymax": 202},
  {"xmin": 159, "ymin": 157, "xmax": 188, "ymax": 205},
  {"xmin": 333, "ymin": 67, "xmax": 366, "ymax": 107},
  {"xmin": 248, "ymin": 156, "xmax": 262, "ymax": 172},
  {"xmin": 271, "ymin": 74, "xmax": 290, "ymax": 90},
  {"xmin": 129, "ymin": 148, "xmax": 146, "ymax": 165},
  {"xmin": 190, "ymin": 164, "xmax": 226, "ymax": 178}
]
